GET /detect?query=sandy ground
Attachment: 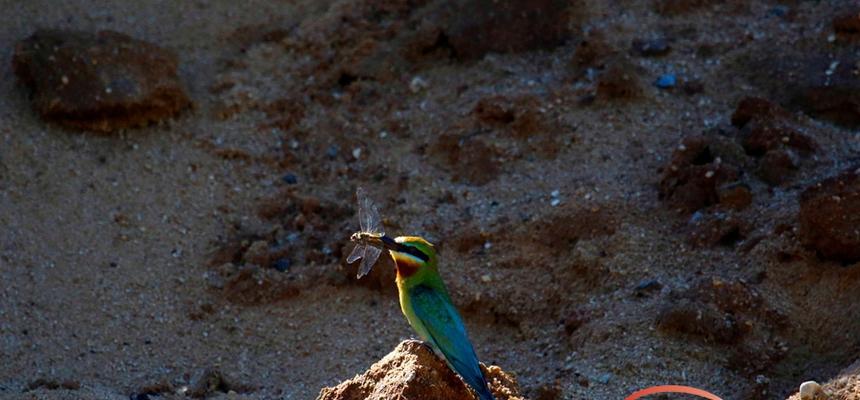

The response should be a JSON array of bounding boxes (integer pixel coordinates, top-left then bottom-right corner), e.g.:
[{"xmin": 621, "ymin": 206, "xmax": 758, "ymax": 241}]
[{"xmin": 1, "ymin": 1, "xmax": 859, "ymax": 399}]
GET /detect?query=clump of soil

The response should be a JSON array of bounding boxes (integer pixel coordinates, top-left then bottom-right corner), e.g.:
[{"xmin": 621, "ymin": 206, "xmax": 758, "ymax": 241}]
[
  {"xmin": 798, "ymin": 167, "xmax": 860, "ymax": 263},
  {"xmin": 13, "ymin": 30, "xmax": 190, "ymax": 132},
  {"xmin": 317, "ymin": 340, "xmax": 523, "ymax": 400}
]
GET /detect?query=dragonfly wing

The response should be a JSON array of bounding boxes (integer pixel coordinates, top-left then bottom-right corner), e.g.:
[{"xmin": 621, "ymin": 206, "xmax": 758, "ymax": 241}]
[
  {"xmin": 357, "ymin": 245, "xmax": 382, "ymax": 278},
  {"xmin": 346, "ymin": 244, "xmax": 365, "ymax": 264},
  {"xmin": 356, "ymin": 187, "xmax": 384, "ymax": 235}
]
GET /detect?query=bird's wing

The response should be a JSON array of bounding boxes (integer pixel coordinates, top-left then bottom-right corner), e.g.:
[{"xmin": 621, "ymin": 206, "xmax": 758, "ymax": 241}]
[{"xmin": 409, "ymin": 284, "xmax": 494, "ymax": 400}]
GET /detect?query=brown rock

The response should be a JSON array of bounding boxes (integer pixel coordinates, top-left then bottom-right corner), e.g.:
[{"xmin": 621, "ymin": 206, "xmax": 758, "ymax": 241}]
[
  {"xmin": 13, "ymin": 30, "xmax": 190, "ymax": 132},
  {"xmin": 659, "ymin": 135, "xmax": 742, "ymax": 213},
  {"xmin": 317, "ymin": 340, "xmax": 523, "ymax": 400},
  {"xmin": 798, "ymin": 167, "xmax": 860, "ymax": 263},
  {"xmin": 440, "ymin": 0, "xmax": 572, "ymax": 60}
]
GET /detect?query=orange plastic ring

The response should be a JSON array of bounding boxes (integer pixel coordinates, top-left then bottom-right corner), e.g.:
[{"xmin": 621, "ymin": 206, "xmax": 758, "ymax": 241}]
[{"xmin": 624, "ymin": 385, "xmax": 723, "ymax": 400}]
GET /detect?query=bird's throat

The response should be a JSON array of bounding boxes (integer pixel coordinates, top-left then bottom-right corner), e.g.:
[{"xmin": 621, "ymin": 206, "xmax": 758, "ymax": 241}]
[{"xmin": 392, "ymin": 253, "xmax": 421, "ymax": 278}]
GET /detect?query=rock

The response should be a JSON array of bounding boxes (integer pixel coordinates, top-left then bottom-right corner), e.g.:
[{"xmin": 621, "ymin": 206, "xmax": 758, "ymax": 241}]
[
  {"xmin": 13, "ymin": 30, "xmax": 190, "ymax": 132},
  {"xmin": 654, "ymin": 74, "xmax": 676, "ymax": 89},
  {"xmin": 798, "ymin": 381, "xmax": 823, "ymax": 400},
  {"xmin": 798, "ymin": 167, "xmax": 860, "ymax": 263},
  {"xmin": 282, "ymin": 173, "xmax": 298, "ymax": 185},
  {"xmin": 437, "ymin": 0, "xmax": 572, "ymax": 60},
  {"xmin": 317, "ymin": 340, "xmax": 523, "ymax": 400}
]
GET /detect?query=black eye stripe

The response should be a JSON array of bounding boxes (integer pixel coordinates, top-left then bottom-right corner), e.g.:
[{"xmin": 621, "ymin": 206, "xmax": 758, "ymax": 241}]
[
  {"xmin": 403, "ymin": 245, "xmax": 429, "ymax": 261},
  {"xmin": 380, "ymin": 236, "xmax": 430, "ymax": 261}
]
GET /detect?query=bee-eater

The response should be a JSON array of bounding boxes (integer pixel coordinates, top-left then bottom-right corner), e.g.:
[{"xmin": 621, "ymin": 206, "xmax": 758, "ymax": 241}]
[{"xmin": 374, "ymin": 234, "xmax": 496, "ymax": 400}]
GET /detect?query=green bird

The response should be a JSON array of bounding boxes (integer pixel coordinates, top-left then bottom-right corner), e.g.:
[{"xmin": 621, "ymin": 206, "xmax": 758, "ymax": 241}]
[{"xmin": 374, "ymin": 234, "xmax": 496, "ymax": 400}]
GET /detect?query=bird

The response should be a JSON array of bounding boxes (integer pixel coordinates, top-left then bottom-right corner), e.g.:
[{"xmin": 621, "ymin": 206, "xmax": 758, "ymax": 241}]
[{"xmin": 376, "ymin": 234, "xmax": 496, "ymax": 400}]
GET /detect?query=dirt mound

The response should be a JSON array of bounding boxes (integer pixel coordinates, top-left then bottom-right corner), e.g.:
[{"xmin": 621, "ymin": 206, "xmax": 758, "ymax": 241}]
[
  {"xmin": 785, "ymin": 359, "xmax": 860, "ymax": 400},
  {"xmin": 317, "ymin": 340, "xmax": 523, "ymax": 400}
]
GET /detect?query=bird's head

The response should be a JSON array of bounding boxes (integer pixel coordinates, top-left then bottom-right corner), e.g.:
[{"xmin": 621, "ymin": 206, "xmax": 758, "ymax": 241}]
[{"xmin": 380, "ymin": 235, "xmax": 436, "ymax": 278}]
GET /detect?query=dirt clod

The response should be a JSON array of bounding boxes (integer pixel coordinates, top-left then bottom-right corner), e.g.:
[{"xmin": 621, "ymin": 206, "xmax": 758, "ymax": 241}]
[
  {"xmin": 798, "ymin": 168, "xmax": 860, "ymax": 263},
  {"xmin": 436, "ymin": 0, "xmax": 573, "ymax": 60},
  {"xmin": 317, "ymin": 340, "xmax": 523, "ymax": 400},
  {"xmin": 189, "ymin": 368, "xmax": 254, "ymax": 398},
  {"xmin": 13, "ymin": 30, "xmax": 190, "ymax": 132},
  {"xmin": 659, "ymin": 135, "xmax": 742, "ymax": 213}
]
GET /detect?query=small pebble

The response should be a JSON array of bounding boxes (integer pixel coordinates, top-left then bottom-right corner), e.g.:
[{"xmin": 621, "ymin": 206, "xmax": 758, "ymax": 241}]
[
  {"xmin": 409, "ymin": 76, "xmax": 429, "ymax": 93},
  {"xmin": 273, "ymin": 259, "xmax": 291, "ymax": 272},
  {"xmin": 594, "ymin": 373, "xmax": 612, "ymax": 384},
  {"xmin": 481, "ymin": 274, "xmax": 492, "ymax": 282},
  {"xmin": 282, "ymin": 173, "xmax": 298, "ymax": 184},
  {"xmin": 655, "ymin": 74, "xmax": 676, "ymax": 89},
  {"xmin": 550, "ymin": 198, "xmax": 561, "ymax": 207},
  {"xmin": 326, "ymin": 145, "xmax": 339, "ymax": 158},
  {"xmin": 352, "ymin": 147, "xmax": 362, "ymax": 159}
]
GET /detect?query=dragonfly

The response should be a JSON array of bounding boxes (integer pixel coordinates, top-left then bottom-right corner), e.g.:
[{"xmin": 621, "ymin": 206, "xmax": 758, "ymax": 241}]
[{"xmin": 347, "ymin": 187, "xmax": 386, "ymax": 278}]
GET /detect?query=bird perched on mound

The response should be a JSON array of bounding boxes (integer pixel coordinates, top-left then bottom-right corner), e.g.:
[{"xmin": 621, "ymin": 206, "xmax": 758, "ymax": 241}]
[{"xmin": 359, "ymin": 234, "xmax": 496, "ymax": 400}]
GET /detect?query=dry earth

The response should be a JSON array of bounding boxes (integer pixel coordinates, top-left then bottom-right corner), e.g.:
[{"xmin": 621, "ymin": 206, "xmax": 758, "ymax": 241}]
[{"xmin": 0, "ymin": 1, "xmax": 859, "ymax": 400}]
